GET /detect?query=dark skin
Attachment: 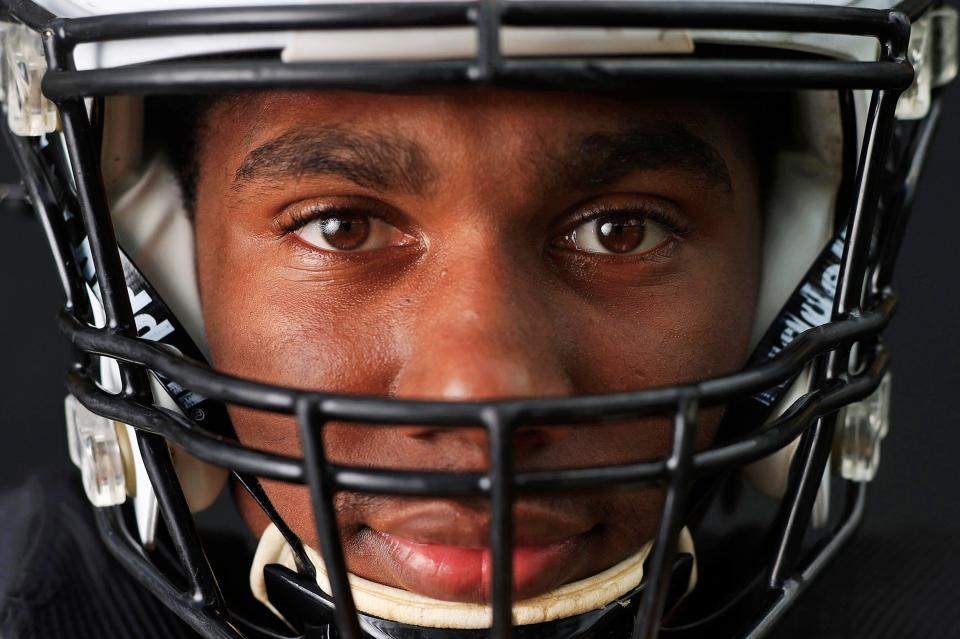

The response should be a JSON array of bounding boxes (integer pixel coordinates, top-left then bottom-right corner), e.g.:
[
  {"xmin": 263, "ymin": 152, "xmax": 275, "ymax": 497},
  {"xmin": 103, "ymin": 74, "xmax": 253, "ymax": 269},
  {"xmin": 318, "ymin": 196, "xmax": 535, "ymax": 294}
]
[{"xmin": 192, "ymin": 88, "xmax": 761, "ymax": 604}]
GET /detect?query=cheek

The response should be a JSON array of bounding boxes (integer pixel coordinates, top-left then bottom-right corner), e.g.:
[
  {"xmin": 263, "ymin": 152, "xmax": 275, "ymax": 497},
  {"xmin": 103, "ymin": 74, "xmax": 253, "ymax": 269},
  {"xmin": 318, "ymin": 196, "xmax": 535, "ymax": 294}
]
[
  {"xmin": 563, "ymin": 228, "xmax": 759, "ymax": 453},
  {"xmin": 569, "ymin": 259, "xmax": 758, "ymax": 393},
  {"xmin": 198, "ymin": 244, "xmax": 401, "ymax": 393}
]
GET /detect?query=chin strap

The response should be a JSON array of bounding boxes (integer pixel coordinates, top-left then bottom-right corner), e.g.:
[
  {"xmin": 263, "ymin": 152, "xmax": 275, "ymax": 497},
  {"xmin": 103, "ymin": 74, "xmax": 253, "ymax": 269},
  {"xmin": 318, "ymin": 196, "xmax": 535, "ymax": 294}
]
[{"xmin": 250, "ymin": 523, "xmax": 695, "ymax": 630}]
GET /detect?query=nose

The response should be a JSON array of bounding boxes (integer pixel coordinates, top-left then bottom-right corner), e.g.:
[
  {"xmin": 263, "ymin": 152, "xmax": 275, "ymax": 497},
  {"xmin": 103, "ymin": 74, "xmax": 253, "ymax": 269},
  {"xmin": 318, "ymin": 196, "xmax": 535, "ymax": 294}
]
[{"xmin": 390, "ymin": 243, "xmax": 574, "ymax": 466}]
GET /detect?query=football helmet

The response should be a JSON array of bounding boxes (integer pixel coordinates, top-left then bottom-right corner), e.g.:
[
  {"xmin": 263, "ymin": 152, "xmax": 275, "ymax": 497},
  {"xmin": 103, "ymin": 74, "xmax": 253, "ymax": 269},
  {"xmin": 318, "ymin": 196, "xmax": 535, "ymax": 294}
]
[{"xmin": 0, "ymin": 0, "xmax": 956, "ymax": 637}]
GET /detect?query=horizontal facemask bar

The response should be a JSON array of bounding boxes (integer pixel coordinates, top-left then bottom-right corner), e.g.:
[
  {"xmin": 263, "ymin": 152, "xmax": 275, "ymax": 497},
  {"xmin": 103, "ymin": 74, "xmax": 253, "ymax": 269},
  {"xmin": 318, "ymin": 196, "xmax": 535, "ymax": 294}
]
[
  {"xmin": 58, "ymin": 294, "xmax": 894, "ymax": 423},
  {"xmin": 61, "ymin": 331, "xmax": 888, "ymax": 639},
  {"xmin": 3, "ymin": 1, "xmax": 922, "ymax": 98},
  {"xmin": 62, "ymin": 341, "xmax": 890, "ymax": 490},
  {"xmin": 64, "ymin": 338, "xmax": 886, "ymax": 639},
  {"xmin": 39, "ymin": 58, "xmax": 915, "ymax": 98},
  {"xmin": 31, "ymin": 2, "xmax": 914, "ymax": 43}
]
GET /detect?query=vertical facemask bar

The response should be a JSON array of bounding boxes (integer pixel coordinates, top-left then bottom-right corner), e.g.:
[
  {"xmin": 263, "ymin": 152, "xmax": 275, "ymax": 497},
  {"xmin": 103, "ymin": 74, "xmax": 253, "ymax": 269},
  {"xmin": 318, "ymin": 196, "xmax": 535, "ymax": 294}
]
[
  {"xmin": 138, "ymin": 434, "xmax": 224, "ymax": 592},
  {"xmin": 768, "ymin": 83, "xmax": 905, "ymax": 589},
  {"xmin": 473, "ymin": 0, "xmax": 501, "ymax": 82},
  {"xmin": 633, "ymin": 396, "xmax": 698, "ymax": 639},
  {"xmin": 872, "ymin": 96, "xmax": 943, "ymax": 293},
  {"xmin": 92, "ymin": 506, "xmax": 244, "ymax": 639},
  {"xmin": 485, "ymin": 408, "xmax": 516, "ymax": 639},
  {"xmin": 1, "ymin": 129, "xmax": 86, "ymax": 315},
  {"xmin": 297, "ymin": 399, "xmax": 362, "ymax": 639},
  {"xmin": 235, "ymin": 472, "xmax": 317, "ymax": 579},
  {"xmin": 43, "ymin": 32, "xmax": 227, "ymax": 618},
  {"xmin": 835, "ymin": 92, "xmax": 905, "ymax": 320}
]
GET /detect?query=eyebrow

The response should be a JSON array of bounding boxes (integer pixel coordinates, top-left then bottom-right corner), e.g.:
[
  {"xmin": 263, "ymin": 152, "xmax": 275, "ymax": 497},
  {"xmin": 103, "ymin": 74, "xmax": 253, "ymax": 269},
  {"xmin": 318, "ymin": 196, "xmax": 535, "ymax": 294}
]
[
  {"xmin": 231, "ymin": 121, "xmax": 732, "ymax": 197},
  {"xmin": 232, "ymin": 126, "xmax": 437, "ymax": 195},
  {"xmin": 550, "ymin": 123, "xmax": 733, "ymax": 193}
]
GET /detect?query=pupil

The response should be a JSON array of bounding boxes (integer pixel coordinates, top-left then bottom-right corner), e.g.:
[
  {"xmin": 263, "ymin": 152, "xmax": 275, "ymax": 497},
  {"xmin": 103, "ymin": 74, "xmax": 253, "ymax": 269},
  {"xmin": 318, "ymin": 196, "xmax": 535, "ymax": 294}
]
[
  {"xmin": 597, "ymin": 217, "xmax": 645, "ymax": 254},
  {"xmin": 321, "ymin": 215, "xmax": 370, "ymax": 251}
]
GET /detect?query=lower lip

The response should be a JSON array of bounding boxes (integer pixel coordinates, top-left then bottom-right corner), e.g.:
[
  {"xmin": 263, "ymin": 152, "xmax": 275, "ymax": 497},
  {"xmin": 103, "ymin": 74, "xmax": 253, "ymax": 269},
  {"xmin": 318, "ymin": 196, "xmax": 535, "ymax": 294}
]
[{"xmin": 373, "ymin": 531, "xmax": 586, "ymax": 603}]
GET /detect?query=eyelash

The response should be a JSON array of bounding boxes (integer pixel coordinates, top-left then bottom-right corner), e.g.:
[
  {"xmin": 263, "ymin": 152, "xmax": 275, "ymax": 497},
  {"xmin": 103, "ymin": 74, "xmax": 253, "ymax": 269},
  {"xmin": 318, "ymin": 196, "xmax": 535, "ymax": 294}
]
[
  {"xmin": 277, "ymin": 200, "xmax": 690, "ymax": 251},
  {"xmin": 559, "ymin": 203, "xmax": 690, "ymax": 241},
  {"xmin": 277, "ymin": 202, "xmax": 390, "ymax": 236}
]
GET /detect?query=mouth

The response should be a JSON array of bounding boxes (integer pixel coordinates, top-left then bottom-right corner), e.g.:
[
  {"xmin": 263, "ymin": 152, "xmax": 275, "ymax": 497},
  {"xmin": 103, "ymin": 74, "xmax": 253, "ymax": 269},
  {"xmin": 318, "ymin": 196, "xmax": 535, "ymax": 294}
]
[{"xmin": 363, "ymin": 504, "xmax": 598, "ymax": 603}]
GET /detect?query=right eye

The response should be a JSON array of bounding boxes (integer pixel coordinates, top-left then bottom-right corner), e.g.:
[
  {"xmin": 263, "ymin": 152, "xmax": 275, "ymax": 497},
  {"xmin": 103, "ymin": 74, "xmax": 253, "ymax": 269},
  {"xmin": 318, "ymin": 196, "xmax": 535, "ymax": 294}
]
[
  {"xmin": 554, "ymin": 213, "xmax": 677, "ymax": 257},
  {"xmin": 295, "ymin": 211, "xmax": 414, "ymax": 253}
]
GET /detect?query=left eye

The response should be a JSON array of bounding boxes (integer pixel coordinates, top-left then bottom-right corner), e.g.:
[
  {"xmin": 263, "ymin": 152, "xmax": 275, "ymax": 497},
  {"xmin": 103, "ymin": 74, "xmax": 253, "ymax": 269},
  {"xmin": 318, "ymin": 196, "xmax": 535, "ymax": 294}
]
[
  {"xmin": 295, "ymin": 212, "xmax": 410, "ymax": 252},
  {"xmin": 562, "ymin": 215, "xmax": 672, "ymax": 255}
]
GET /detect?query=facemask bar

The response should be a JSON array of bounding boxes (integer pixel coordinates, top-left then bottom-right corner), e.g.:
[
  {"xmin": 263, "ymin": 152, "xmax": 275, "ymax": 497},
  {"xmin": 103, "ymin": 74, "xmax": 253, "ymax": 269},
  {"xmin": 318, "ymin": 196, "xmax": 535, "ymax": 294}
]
[
  {"xmin": 29, "ymin": 2, "xmax": 919, "ymax": 97},
  {"xmin": 1, "ymin": 0, "xmax": 937, "ymax": 637},
  {"xmin": 765, "ymin": 86, "xmax": 899, "ymax": 594}
]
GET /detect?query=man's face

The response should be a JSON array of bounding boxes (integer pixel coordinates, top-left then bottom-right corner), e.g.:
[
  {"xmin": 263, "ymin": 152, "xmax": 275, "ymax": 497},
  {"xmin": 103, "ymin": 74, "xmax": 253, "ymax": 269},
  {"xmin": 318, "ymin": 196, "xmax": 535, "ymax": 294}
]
[{"xmin": 192, "ymin": 89, "xmax": 761, "ymax": 604}]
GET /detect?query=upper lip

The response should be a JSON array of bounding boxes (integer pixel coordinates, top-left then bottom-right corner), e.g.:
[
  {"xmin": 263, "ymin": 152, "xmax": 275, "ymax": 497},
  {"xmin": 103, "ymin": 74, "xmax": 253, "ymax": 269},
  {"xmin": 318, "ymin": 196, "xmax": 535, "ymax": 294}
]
[{"xmin": 365, "ymin": 499, "xmax": 596, "ymax": 547}]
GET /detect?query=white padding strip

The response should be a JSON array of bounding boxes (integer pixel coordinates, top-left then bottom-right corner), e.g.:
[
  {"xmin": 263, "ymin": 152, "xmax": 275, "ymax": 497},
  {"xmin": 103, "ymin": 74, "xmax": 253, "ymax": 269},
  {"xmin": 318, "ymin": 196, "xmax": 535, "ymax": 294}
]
[{"xmin": 282, "ymin": 27, "xmax": 694, "ymax": 63}]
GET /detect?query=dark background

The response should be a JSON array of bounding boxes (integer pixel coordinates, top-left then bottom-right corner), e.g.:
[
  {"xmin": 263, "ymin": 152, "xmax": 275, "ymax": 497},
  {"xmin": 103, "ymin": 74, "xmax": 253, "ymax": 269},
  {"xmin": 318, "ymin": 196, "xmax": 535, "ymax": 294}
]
[{"xmin": 0, "ymin": 86, "xmax": 956, "ymax": 635}]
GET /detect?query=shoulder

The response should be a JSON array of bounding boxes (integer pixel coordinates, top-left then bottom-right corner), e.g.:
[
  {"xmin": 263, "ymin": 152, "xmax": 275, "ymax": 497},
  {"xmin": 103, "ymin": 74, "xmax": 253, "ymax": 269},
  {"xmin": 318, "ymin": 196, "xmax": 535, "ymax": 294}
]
[
  {"xmin": 0, "ymin": 471, "xmax": 195, "ymax": 639},
  {"xmin": 0, "ymin": 473, "xmax": 67, "ymax": 609}
]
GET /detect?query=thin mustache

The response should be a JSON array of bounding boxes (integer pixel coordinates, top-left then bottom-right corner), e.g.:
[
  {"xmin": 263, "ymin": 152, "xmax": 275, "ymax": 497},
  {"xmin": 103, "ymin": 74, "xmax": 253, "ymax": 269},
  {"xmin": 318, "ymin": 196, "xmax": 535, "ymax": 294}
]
[{"xmin": 331, "ymin": 492, "xmax": 624, "ymax": 525}]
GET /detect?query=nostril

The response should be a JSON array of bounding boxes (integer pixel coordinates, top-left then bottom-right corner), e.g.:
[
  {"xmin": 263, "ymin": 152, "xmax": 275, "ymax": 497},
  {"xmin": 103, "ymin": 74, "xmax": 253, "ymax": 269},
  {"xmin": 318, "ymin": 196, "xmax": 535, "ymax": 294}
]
[
  {"xmin": 396, "ymin": 425, "xmax": 488, "ymax": 444},
  {"xmin": 397, "ymin": 425, "xmax": 555, "ymax": 446},
  {"xmin": 394, "ymin": 426, "xmax": 433, "ymax": 441},
  {"xmin": 512, "ymin": 427, "xmax": 553, "ymax": 452}
]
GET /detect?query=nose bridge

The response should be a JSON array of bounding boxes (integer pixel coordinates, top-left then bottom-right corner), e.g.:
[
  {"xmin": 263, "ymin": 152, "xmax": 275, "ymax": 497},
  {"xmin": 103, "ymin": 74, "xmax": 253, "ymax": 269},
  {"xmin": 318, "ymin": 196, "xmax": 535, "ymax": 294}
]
[
  {"xmin": 393, "ymin": 242, "xmax": 570, "ymax": 403},
  {"xmin": 390, "ymin": 244, "xmax": 574, "ymax": 465}
]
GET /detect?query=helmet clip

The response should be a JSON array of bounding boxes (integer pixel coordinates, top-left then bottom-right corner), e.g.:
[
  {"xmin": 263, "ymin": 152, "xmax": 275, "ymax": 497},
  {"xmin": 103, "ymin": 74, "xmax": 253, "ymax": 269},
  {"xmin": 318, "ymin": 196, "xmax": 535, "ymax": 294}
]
[
  {"xmin": 65, "ymin": 394, "xmax": 129, "ymax": 507},
  {"xmin": 0, "ymin": 22, "xmax": 57, "ymax": 136},
  {"xmin": 837, "ymin": 372, "xmax": 892, "ymax": 482}
]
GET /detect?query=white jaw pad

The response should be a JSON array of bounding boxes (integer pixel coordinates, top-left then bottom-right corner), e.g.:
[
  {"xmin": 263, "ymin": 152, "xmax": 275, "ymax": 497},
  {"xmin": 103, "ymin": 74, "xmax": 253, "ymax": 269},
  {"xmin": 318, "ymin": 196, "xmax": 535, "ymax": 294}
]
[
  {"xmin": 742, "ymin": 90, "xmax": 845, "ymax": 524},
  {"xmin": 108, "ymin": 151, "xmax": 224, "ymax": 513},
  {"xmin": 110, "ymin": 155, "xmax": 208, "ymax": 355},
  {"xmin": 250, "ymin": 524, "xmax": 696, "ymax": 629},
  {"xmin": 750, "ymin": 90, "xmax": 843, "ymax": 349}
]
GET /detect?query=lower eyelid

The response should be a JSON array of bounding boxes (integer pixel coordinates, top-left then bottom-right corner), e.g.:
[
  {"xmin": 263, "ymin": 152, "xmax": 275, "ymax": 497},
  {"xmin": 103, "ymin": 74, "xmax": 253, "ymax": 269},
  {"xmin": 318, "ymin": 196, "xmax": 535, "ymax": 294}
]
[
  {"xmin": 550, "ymin": 234, "xmax": 679, "ymax": 262},
  {"xmin": 566, "ymin": 218, "xmax": 674, "ymax": 254},
  {"xmin": 293, "ymin": 216, "xmax": 417, "ymax": 254}
]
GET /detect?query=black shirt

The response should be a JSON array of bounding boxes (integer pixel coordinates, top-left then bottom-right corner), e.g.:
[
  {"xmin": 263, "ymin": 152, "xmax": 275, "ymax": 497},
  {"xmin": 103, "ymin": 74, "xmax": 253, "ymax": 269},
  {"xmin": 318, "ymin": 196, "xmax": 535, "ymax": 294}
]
[
  {"xmin": 3, "ymin": 471, "xmax": 959, "ymax": 639},
  {"xmin": 0, "ymin": 471, "xmax": 194, "ymax": 639}
]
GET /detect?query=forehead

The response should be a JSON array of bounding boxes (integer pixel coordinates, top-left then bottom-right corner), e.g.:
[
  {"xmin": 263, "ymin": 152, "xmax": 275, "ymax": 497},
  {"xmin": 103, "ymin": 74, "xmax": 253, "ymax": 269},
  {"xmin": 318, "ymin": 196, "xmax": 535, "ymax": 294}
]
[{"xmin": 205, "ymin": 88, "xmax": 740, "ymax": 153}]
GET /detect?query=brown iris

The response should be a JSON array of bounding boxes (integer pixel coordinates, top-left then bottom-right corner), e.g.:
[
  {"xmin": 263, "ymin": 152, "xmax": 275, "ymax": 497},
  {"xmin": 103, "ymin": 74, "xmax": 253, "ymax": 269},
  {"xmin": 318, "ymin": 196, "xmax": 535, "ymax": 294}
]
[
  {"xmin": 321, "ymin": 214, "xmax": 370, "ymax": 251},
  {"xmin": 596, "ymin": 216, "xmax": 646, "ymax": 254}
]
